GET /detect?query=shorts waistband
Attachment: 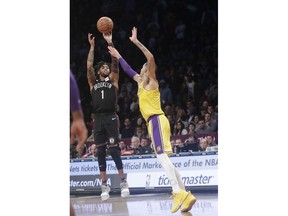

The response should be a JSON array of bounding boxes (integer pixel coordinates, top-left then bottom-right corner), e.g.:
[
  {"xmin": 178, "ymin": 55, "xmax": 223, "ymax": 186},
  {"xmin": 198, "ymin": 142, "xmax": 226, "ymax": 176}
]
[
  {"xmin": 147, "ymin": 114, "xmax": 162, "ymax": 122},
  {"xmin": 93, "ymin": 112, "xmax": 115, "ymax": 116}
]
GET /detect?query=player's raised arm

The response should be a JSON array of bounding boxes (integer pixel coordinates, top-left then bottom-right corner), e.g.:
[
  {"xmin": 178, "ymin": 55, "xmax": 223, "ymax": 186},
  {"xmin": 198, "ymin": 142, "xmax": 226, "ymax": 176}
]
[
  {"xmin": 87, "ymin": 33, "xmax": 96, "ymax": 91},
  {"xmin": 108, "ymin": 46, "xmax": 141, "ymax": 83},
  {"xmin": 103, "ymin": 32, "xmax": 119, "ymax": 89},
  {"xmin": 129, "ymin": 27, "xmax": 156, "ymax": 80}
]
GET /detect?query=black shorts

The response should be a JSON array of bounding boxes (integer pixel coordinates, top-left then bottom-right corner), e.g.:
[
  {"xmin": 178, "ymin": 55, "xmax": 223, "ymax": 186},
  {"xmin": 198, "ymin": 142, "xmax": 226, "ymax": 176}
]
[{"xmin": 93, "ymin": 112, "xmax": 120, "ymax": 146}]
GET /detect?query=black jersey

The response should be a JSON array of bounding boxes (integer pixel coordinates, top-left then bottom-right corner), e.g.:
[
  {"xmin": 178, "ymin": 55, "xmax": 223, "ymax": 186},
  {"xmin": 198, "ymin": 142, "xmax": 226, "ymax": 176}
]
[{"xmin": 91, "ymin": 77, "xmax": 117, "ymax": 113}]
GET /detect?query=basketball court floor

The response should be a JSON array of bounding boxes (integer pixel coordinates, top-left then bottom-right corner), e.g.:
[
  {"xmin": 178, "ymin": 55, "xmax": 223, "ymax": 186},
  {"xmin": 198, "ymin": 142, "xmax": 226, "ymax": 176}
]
[{"xmin": 71, "ymin": 191, "xmax": 218, "ymax": 216}]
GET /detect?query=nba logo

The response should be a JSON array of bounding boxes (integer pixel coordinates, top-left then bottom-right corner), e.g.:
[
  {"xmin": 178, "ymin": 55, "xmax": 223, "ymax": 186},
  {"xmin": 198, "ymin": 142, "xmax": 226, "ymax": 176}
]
[
  {"xmin": 145, "ymin": 174, "xmax": 151, "ymax": 187},
  {"xmin": 109, "ymin": 137, "xmax": 115, "ymax": 144}
]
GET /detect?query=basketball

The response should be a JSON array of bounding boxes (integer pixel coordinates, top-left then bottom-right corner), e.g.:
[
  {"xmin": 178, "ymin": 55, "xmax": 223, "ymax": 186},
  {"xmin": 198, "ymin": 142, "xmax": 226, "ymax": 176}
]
[{"xmin": 97, "ymin": 17, "xmax": 114, "ymax": 33}]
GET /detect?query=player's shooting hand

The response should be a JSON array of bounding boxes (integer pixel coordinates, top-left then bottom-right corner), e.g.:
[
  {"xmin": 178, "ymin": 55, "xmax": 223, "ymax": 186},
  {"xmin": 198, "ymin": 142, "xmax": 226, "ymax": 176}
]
[
  {"xmin": 129, "ymin": 27, "xmax": 138, "ymax": 43},
  {"xmin": 88, "ymin": 33, "xmax": 95, "ymax": 47},
  {"xmin": 103, "ymin": 32, "xmax": 112, "ymax": 43}
]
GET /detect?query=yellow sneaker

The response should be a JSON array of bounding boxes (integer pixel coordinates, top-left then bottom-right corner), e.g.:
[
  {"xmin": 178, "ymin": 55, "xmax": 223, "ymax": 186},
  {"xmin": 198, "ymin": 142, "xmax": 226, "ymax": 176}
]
[
  {"xmin": 171, "ymin": 189, "xmax": 189, "ymax": 213},
  {"xmin": 180, "ymin": 191, "xmax": 196, "ymax": 212}
]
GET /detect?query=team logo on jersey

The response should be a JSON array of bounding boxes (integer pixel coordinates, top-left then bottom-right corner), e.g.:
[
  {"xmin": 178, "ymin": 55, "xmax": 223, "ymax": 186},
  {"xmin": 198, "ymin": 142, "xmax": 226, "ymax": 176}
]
[
  {"xmin": 157, "ymin": 146, "xmax": 162, "ymax": 152},
  {"xmin": 93, "ymin": 82, "xmax": 112, "ymax": 90},
  {"xmin": 109, "ymin": 137, "xmax": 115, "ymax": 144}
]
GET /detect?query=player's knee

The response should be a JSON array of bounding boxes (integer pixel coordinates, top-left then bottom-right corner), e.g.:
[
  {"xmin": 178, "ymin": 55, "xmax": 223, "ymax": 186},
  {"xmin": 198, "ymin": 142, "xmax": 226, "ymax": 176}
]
[
  {"xmin": 98, "ymin": 157, "xmax": 107, "ymax": 171},
  {"xmin": 109, "ymin": 147, "xmax": 123, "ymax": 170},
  {"xmin": 97, "ymin": 146, "xmax": 107, "ymax": 171}
]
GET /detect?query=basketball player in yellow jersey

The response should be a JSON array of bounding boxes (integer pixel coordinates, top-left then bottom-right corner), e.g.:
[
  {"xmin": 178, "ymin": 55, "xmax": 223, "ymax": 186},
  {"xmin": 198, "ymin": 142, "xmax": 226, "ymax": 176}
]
[{"xmin": 108, "ymin": 27, "xmax": 196, "ymax": 213}]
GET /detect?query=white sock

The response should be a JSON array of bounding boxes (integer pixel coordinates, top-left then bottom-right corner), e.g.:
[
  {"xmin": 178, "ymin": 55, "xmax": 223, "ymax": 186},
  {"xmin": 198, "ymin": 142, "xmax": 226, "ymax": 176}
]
[
  {"xmin": 157, "ymin": 153, "xmax": 180, "ymax": 193},
  {"xmin": 175, "ymin": 168, "xmax": 185, "ymax": 190}
]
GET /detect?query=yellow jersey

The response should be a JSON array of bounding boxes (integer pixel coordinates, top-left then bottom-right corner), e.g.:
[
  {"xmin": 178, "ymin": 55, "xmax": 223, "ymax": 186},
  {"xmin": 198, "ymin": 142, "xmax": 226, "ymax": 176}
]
[{"xmin": 137, "ymin": 82, "xmax": 164, "ymax": 122}]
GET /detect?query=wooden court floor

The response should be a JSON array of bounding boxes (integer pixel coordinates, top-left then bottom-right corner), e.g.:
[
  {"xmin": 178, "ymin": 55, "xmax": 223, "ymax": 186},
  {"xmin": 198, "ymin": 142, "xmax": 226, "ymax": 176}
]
[{"xmin": 71, "ymin": 191, "xmax": 218, "ymax": 216}]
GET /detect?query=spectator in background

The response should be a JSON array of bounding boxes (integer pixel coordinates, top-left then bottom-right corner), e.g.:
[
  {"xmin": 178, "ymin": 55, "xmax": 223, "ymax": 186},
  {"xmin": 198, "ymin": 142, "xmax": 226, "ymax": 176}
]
[
  {"xmin": 119, "ymin": 140, "xmax": 130, "ymax": 156},
  {"xmin": 134, "ymin": 126, "xmax": 144, "ymax": 139},
  {"xmin": 123, "ymin": 77, "xmax": 133, "ymax": 94},
  {"xmin": 134, "ymin": 116, "xmax": 144, "ymax": 128},
  {"xmin": 184, "ymin": 134, "xmax": 199, "ymax": 152},
  {"xmin": 202, "ymin": 100, "xmax": 209, "ymax": 110},
  {"xmin": 185, "ymin": 75, "xmax": 195, "ymax": 99},
  {"xmin": 167, "ymin": 114, "xmax": 175, "ymax": 134},
  {"xmin": 130, "ymin": 136, "xmax": 141, "ymax": 155},
  {"xmin": 195, "ymin": 119, "xmax": 209, "ymax": 133},
  {"xmin": 198, "ymin": 138, "xmax": 208, "ymax": 151},
  {"xmin": 82, "ymin": 144, "xmax": 98, "ymax": 158},
  {"xmin": 173, "ymin": 121, "xmax": 188, "ymax": 135},
  {"xmin": 175, "ymin": 139, "xmax": 188, "ymax": 153},
  {"xmin": 184, "ymin": 134, "xmax": 198, "ymax": 144},
  {"xmin": 119, "ymin": 96, "xmax": 131, "ymax": 118},
  {"xmin": 164, "ymin": 104, "xmax": 175, "ymax": 118},
  {"xmin": 187, "ymin": 123, "xmax": 196, "ymax": 136},
  {"xmin": 119, "ymin": 140, "xmax": 127, "ymax": 151},
  {"xmin": 206, "ymin": 135, "xmax": 217, "ymax": 146},
  {"xmin": 159, "ymin": 79, "xmax": 172, "ymax": 105},
  {"xmin": 175, "ymin": 108, "xmax": 188, "ymax": 128},
  {"xmin": 207, "ymin": 105, "xmax": 218, "ymax": 121},
  {"xmin": 186, "ymin": 99, "xmax": 197, "ymax": 124},
  {"xmin": 121, "ymin": 117, "xmax": 135, "ymax": 138},
  {"xmin": 130, "ymin": 94, "xmax": 139, "ymax": 113},
  {"xmin": 204, "ymin": 113, "xmax": 217, "ymax": 132},
  {"xmin": 192, "ymin": 115, "xmax": 201, "ymax": 131},
  {"xmin": 199, "ymin": 106, "xmax": 207, "ymax": 119},
  {"xmin": 139, "ymin": 137, "xmax": 153, "ymax": 154},
  {"xmin": 141, "ymin": 122, "xmax": 149, "ymax": 138},
  {"xmin": 129, "ymin": 93, "xmax": 141, "ymax": 119},
  {"xmin": 118, "ymin": 84, "xmax": 129, "ymax": 100}
]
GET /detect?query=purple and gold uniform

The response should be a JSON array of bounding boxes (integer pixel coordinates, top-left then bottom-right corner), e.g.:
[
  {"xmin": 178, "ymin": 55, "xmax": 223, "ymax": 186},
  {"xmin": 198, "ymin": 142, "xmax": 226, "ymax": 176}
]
[{"xmin": 137, "ymin": 82, "xmax": 173, "ymax": 155}]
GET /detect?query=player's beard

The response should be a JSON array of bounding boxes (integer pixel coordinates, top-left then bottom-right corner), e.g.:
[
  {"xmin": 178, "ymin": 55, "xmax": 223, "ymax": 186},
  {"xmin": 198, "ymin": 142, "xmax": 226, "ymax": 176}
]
[{"xmin": 100, "ymin": 71, "xmax": 110, "ymax": 78}]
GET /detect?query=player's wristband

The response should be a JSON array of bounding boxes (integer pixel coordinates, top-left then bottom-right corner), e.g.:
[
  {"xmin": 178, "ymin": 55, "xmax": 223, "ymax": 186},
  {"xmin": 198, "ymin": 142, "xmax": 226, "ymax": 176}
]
[
  {"xmin": 70, "ymin": 71, "xmax": 82, "ymax": 112},
  {"xmin": 119, "ymin": 57, "xmax": 138, "ymax": 79}
]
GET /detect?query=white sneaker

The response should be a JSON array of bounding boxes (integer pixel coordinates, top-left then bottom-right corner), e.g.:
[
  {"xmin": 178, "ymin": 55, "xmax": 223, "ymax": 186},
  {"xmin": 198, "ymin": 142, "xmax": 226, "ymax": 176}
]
[
  {"xmin": 101, "ymin": 185, "xmax": 110, "ymax": 201},
  {"xmin": 120, "ymin": 182, "xmax": 130, "ymax": 198}
]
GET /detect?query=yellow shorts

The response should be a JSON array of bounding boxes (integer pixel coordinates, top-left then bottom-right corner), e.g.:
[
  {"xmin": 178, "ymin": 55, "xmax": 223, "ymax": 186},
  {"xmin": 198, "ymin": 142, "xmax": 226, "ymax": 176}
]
[{"xmin": 147, "ymin": 114, "xmax": 173, "ymax": 156}]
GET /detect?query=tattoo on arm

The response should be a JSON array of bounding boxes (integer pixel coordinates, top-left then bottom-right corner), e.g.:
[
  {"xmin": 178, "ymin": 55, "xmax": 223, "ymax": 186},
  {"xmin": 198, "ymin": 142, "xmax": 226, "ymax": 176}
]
[
  {"xmin": 87, "ymin": 67, "xmax": 95, "ymax": 87},
  {"xmin": 87, "ymin": 48, "xmax": 95, "ymax": 85},
  {"xmin": 87, "ymin": 48, "xmax": 94, "ymax": 66}
]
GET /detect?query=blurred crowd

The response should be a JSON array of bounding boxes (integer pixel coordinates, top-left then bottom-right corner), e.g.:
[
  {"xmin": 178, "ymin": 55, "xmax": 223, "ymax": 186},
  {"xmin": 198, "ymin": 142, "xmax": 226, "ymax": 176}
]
[{"xmin": 70, "ymin": 0, "xmax": 218, "ymax": 159}]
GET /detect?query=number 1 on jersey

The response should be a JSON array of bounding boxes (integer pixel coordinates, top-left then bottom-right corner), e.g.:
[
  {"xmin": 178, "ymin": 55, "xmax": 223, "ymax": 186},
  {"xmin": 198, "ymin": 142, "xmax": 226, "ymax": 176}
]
[{"xmin": 101, "ymin": 90, "xmax": 104, "ymax": 99}]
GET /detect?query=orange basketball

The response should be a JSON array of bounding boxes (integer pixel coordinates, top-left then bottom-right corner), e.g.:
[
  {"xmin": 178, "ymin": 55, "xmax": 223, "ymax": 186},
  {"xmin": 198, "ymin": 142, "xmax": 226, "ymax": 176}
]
[{"xmin": 97, "ymin": 17, "xmax": 114, "ymax": 33}]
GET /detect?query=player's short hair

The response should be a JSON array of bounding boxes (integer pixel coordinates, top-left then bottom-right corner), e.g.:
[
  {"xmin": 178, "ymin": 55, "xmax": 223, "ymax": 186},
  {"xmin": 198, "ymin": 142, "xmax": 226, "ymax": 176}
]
[{"xmin": 94, "ymin": 61, "xmax": 111, "ymax": 72}]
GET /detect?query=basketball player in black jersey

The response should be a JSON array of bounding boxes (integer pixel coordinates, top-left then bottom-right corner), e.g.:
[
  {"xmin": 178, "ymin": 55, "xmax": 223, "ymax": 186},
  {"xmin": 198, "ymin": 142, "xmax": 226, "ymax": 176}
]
[{"xmin": 87, "ymin": 32, "xmax": 129, "ymax": 201}]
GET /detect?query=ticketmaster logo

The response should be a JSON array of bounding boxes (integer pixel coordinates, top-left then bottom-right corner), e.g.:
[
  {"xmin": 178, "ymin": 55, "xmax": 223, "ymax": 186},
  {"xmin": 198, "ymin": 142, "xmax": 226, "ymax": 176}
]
[{"xmin": 158, "ymin": 174, "xmax": 214, "ymax": 185}]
